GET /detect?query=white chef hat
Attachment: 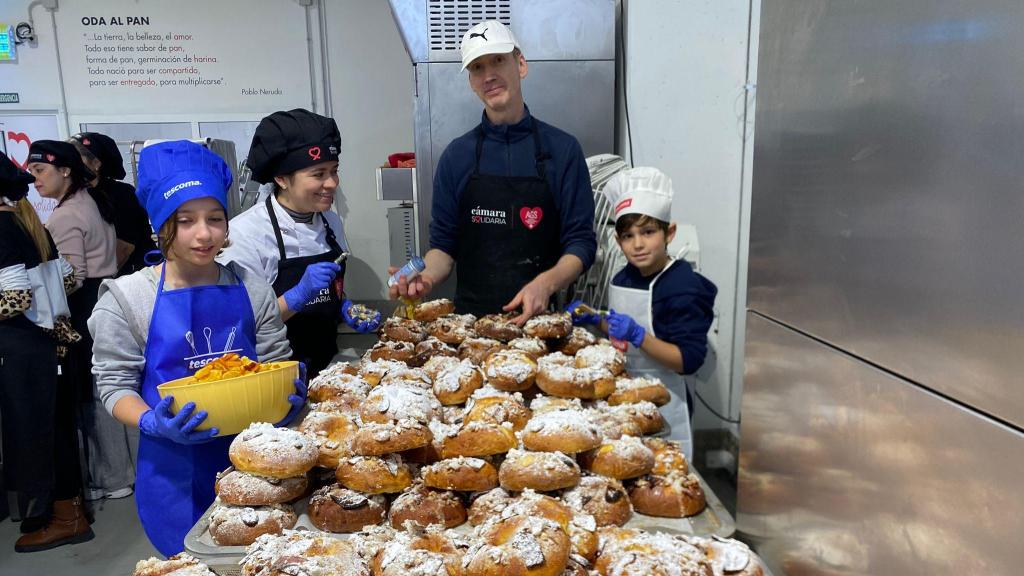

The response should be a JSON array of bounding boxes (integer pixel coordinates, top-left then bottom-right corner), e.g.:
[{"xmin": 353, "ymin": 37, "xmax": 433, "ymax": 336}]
[{"xmin": 605, "ymin": 167, "xmax": 674, "ymax": 223}]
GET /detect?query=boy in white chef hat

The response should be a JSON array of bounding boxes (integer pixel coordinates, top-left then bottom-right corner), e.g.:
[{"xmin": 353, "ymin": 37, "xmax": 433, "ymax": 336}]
[{"xmin": 568, "ymin": 167, "xmax": 717, "ymax": 458}]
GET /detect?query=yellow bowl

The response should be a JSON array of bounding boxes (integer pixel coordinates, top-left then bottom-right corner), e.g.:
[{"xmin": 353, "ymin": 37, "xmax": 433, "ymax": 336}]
[{"xmin": 157, "ymin": 361, "xmax": 299, "ymax": 436}]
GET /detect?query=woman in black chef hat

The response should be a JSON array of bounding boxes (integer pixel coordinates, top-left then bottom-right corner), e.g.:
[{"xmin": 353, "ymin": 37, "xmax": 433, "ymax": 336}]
[
  {"xmin": 26, "ymin": 140, "xmax": 130, "ymax": 505},
  {"xmin": 69, "ymin": 132, "xmax": 157, "ymax": 276},
  {"xmin": 0, "ymin": 151, "xmax": 93, "ymax": 552},
  {"xmin": 220, "ymin": 109, "xmax": 380, "ymax": 378}
]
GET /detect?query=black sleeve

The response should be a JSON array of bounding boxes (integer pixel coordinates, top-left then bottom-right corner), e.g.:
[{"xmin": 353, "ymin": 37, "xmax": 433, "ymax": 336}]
[
  {"xmin": 107, "ymin": 180, "xmax": 156, "ymax": 250},
  {"xmin": 0, "ymin": 218, "xmax": 29, "ymax": 268}
]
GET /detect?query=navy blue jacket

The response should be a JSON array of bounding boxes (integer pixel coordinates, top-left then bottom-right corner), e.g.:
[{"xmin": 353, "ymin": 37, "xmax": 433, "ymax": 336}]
[
  {"xmin": 613, "ymin": 260, "xmax": 717, "ymax": 375},
  {"xmin": 429, "ymin": 107, "xmax": 597, "ymax": 270}
]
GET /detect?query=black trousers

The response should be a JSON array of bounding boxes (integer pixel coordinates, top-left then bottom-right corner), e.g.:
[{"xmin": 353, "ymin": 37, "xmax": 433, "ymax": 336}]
[
  {"xmin": 53, "ymin": 359, "xmax": 83, "ymax": 500},
  {"xmin": 0, "ymin": 329, "xmax": 57, "ymax": 496},
  {"xmin": 0, "ymin": 329, "xmax": 83, "ymax": 504}
]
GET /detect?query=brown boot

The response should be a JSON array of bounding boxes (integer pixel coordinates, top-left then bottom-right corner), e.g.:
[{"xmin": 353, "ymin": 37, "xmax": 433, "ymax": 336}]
[{"xmin": 14, "ymin": 497, "xmax": 94, "ymax": 553}]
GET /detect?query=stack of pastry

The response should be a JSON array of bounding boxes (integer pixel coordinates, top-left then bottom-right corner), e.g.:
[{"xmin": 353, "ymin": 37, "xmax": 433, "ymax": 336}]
[
  {"xmin": 291, "ymin": 301, "xmax": 708, "ymax": 534},
  {"xmin": 191, "ymin": 298, "xmax": 725, "ymax": 575},
  {"xmin": 205, "ymin": 424, "xmax": 318, "ymax": 546}
]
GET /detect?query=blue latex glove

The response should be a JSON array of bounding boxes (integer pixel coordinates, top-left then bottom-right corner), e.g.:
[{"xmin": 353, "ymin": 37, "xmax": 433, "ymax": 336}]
[
  {"xmin": 138, "ymin": 396, "xmax": 219, "ymax": 444},
  {"xmin": 283, "ymin": 262, "xmax": 341, "ymax": 312},
  {"xmin": 275, "ymin": 362, "xmax": 307, "ymax": 428},
  {"xmin": 607, "ymin": 309, "xmax": 646, "ymax": 348},
  {"xmin": 341, "ymin": 299, "xmax": 381, "ymax": 333},
  {"xmin": 566, "ymin": 299, "xmax": 602, "ymax": 326}
]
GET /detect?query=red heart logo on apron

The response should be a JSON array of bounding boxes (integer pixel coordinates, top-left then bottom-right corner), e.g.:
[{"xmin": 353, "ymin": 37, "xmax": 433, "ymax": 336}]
[
  {"xmin": 519, "ymin": 206, "xmax": 543, "ymax": 230},
  {"xmin": 6, "ymin": 132, "xmax": 31, "ymax": 169}
]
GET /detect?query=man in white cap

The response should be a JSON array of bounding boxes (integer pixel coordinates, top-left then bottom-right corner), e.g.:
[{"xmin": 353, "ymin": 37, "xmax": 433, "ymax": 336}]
[
  {"xmin": 389, "ymin": 20, "xmax": 597, "ymax": 323},
  {"xmin": 568, "ymin": 167, "xmax": 717, "ymax": 460}
]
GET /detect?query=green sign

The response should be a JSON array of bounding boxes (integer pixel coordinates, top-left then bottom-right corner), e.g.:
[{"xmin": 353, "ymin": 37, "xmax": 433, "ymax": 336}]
[{"xmin": 0, "ymin": 93, "xmax": 18, "ymax": 104}]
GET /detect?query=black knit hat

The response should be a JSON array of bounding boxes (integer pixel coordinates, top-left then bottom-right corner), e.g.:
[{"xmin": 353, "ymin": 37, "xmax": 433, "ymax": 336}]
[
  {"xmin": 246, "ymin": 109, "xmax": 340, "ymax": 184},
  {"xmin": 70, "ymin": 132, "xmax": 126, "ymax": 180},
  {"xmin": 27, "ymin": 140, "xmax": 95, "ymax": 181},
  {"xmin": 0, "ymin": 151, "xmax": 35, "ymax": 202}
]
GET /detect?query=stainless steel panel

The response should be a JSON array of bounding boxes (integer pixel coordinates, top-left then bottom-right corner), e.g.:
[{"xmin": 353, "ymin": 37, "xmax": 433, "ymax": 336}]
[
  {"xmin": 387, "ymin": 206, "xmax": 417, "ymax": 267},
  {"xmin": 376, "ymin": 167, "xmax": 416, "ymax": 202},
  {"xmin": 387, "ymin": 0, "xmax": 428, "ymax": 62},
  {"xmin": 738, "ymin": 313, "xmax": 1024, "ymax": 575},
  {"xmin": 414, "ymin": 59, "xmax": 615, "ymax": 253},
  {"xmin": 748, "ymin": 1, "xmax": 1024, "ymax": 427},
  {"xmin": 389, "ymin": 0, "xmax": 613, "ymax": 63},
  {"xmin": 511, "ymin": 0, "xmax": 614, "ymax": 61}
]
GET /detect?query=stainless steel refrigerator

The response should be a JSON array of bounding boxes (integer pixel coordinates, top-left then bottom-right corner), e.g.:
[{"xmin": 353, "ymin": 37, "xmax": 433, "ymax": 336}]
[{"xmin": 739, "ymin": 1, "xmax": 1024, "ymax": 574}]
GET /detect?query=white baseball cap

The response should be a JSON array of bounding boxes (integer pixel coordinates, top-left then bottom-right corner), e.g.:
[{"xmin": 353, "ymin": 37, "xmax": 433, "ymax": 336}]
[
  {"xmin": 605, "ymin": 167, "xmax": 674, "ymax": 223},
  {"xmin": 460, "ymin": 20, "xmax": 519, "ymax": 71}
]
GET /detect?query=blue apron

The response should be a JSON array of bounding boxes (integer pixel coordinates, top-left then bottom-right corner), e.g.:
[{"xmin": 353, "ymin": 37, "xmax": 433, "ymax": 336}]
[{"xmin": 136, "ymin": 264, "xmax": 258, "ymax": 556}]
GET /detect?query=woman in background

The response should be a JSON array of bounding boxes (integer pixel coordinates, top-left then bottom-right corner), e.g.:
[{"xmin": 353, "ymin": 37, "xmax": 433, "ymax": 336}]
[
  {"xmin": 0, "ymin": 152, "xmax": 93, "ymax": 553},
  {"xmin": 27, "ymin": 140, "xmax": 133, "ymax": 503},
  {"xmin": 70, "ymin": 131, "xmax": 157, "ymax": 276}
]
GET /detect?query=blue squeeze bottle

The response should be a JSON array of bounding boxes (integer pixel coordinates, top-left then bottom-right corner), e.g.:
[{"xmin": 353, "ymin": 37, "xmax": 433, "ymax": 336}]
[{"xmin": 388, "ymin": 256, "xmax": 426, "ymax": 287}]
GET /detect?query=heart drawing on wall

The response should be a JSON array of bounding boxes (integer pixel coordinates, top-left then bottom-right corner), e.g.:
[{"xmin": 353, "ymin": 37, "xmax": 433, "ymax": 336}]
[{"xmin": 6, "ymin": 132, "xmax": 32, "ymax": 170}]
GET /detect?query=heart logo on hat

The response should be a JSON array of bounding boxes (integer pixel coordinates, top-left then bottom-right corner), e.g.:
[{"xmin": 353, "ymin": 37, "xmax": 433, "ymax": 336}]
[
  {"xmin": 46, "ymin": 154, "xmax": 56, "ymax": 163},
  {"xmin": 308, "ymin": 146, "xmax": 321, "ymax": 161},
  {"xmin": 82, "ymin": 138, "xmax": 91, "ymax": 146},
  {"xmin": 6, "ymin": 132, "xmax": 31, "ymax": 169},
  {"xmin": 519, "ymin": 206, "xmax": 543, "ymax": 230}
]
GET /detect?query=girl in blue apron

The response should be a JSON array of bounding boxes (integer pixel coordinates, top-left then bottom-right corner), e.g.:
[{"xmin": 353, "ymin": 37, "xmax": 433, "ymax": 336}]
[
  {"xmin": 88, "ymin": 141, "xmax": 304, "ymax": 556},
  {"xmin": 220, "ymin": 109, "xmax": 379, "ymax": 379},
  {"xmin": 569, "ymin": 167, "xmax": 717, "ymax": 461}
]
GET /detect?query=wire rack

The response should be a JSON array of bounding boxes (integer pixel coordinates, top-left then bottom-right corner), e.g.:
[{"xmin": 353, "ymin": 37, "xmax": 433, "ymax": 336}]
[{"xmin": 570, "ymin": 154, "xmax": 631, "ymax": 309}]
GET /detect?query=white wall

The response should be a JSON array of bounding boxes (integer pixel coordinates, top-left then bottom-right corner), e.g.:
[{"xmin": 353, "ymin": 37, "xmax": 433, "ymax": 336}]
[
  {"xmin": 325, "ymin": 0, "xmax": 414, "ymax": 300},
  {"xmin": 622, "ymin": 0, "xmax": 759, "ymax": 439},
  {"xmin": 0, "ymin": 1, "xmax": 62, "ymax": 113}
]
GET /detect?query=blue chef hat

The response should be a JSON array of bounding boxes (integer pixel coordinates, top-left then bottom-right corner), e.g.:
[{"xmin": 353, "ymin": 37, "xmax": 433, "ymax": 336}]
[{"xmin": 136, "ymin": 140, "xmax": 233, "ymax": 232}]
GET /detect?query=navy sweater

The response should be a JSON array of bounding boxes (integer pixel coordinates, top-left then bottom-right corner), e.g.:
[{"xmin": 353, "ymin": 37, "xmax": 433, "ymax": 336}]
[
  {"xmin": 613, "ymin": 260, "xmax": 717, "ymax": 375},
  {"xmin": 429, "ymin": 107, "xmax": 597, "ymax": 270}
]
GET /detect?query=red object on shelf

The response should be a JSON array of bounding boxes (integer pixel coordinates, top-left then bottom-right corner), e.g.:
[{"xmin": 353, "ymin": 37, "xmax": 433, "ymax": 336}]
[{"xmin": 388, "ymin": 152, "xmax": 416, "ymax": 168}]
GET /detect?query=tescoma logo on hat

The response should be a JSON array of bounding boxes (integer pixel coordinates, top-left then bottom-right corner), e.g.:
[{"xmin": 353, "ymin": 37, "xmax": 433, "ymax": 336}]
[{"xmin": 164, "ymin": 179, "xmax": 202, "ymax": 199}]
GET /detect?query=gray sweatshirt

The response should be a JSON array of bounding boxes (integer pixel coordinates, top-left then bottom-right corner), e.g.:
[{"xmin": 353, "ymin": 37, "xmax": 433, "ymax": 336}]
[{"xmin": 88, "ymin": 262, "xmax": 292, "ymax": 415}]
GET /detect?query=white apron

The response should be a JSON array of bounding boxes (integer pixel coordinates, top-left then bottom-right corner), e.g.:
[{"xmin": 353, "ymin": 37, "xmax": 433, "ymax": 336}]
[{"xmin": 607, "ymin": 259, "xmax": 694, "ymax": 461}]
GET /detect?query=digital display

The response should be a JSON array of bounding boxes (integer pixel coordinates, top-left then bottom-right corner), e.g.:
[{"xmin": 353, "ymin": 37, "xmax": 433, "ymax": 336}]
[{"xmin": 0, "ymin": 24, "xmax": 16, "ymax": 62}]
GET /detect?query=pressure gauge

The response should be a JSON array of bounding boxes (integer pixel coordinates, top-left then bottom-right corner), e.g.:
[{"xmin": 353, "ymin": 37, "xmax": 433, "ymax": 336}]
[{"xmin": 15, "ymin": 22, "xmax": 34, "ymax": 43}]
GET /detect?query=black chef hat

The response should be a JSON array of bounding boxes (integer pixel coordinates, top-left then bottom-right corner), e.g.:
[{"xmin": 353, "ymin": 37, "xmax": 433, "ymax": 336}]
[
  {"xmin": 0, "ymin": 151, "xmax": 35, "ymax": 202},
  {"xmin": 70, "ymin": 132, "xmax": 127, "ymax": 180},
  {"xmin": 246, "ymin": 109, "xmax": 341, "ymax": 184},
  {"xmin": 27, "ymin": 140, "xmax": 95, "ymax": 181}
]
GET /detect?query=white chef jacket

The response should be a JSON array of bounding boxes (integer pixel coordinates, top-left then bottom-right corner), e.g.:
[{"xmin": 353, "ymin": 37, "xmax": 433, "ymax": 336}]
[{"xmin": 218, "ymin": 194, "xmax": 349, "ymax": 286}]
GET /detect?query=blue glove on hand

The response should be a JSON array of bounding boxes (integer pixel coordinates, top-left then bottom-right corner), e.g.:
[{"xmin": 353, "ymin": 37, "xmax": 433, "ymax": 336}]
[
  {"xmin": 283, "ymin": 262, "xmax": 341, "ymax": 312},
  {"xmin": 341, "ymin": 299, "xmax": 381, "ymax": 333},
  {"xmin": 138, "ymin": 396, "xmax": 218, "ymax": 444},
  {"xmin": 566, "ymin": 299, "xmax": 602, "ymax": 326},
  {"xmin": 275, "ymin": 362, "xmax": 307, "ymax": 428},
  {"xmin": 607, "ymin": 309, "xmax": 646, "ymax": 348}
]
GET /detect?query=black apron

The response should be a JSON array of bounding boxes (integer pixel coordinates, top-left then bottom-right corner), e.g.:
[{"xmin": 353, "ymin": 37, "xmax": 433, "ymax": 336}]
[
  {"xmin": 455, "ymin": 119, "xmax": 561, "ymax": 317},
  {"xmin": 266, "ymin": 196, "xmax": 344, "ymax": 378},
  {"xmin": 66, "ymin": 276, "xmax": 106, "ymax": 401}
]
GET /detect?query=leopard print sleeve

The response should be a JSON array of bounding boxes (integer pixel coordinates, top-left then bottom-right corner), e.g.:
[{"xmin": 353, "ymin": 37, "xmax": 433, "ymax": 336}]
[
  {"xmin": 0, "ymin": 289, "xmax": 32, "ymax": 320},
  {"xmin": 58, "ymin": 257, "xmax": 76, "ymax": 293}
]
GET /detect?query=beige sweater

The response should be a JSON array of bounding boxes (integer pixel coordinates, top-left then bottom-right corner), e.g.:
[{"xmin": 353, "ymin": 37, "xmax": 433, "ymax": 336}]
[{"xmin": 46, "ymin": 189, "xmax": 118, "ymax": 288}]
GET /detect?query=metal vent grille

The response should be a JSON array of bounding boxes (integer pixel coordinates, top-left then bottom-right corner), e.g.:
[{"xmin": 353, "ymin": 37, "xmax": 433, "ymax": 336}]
[{"xmin": 428, "ymin": 0, "xmax": 512, "ymax": 53}]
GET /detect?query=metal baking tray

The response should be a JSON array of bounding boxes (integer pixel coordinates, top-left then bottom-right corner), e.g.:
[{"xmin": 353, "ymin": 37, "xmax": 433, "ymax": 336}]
[{"xmin": 184, "ymin": 468, "xmax": 734, "ymax": 575}]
